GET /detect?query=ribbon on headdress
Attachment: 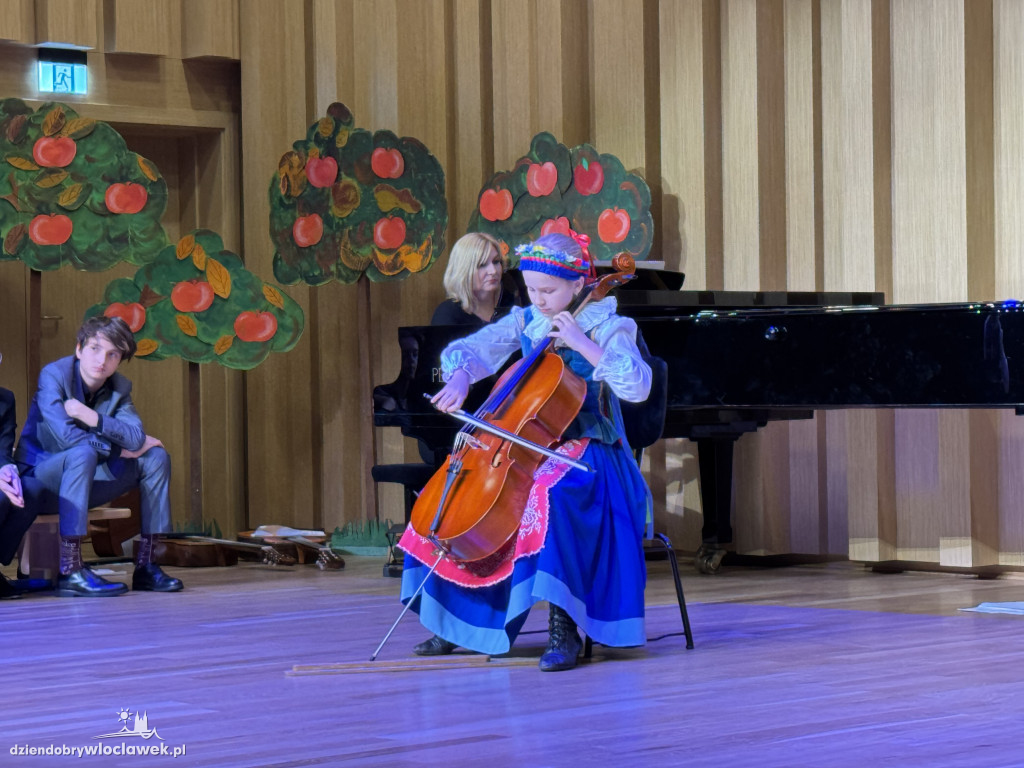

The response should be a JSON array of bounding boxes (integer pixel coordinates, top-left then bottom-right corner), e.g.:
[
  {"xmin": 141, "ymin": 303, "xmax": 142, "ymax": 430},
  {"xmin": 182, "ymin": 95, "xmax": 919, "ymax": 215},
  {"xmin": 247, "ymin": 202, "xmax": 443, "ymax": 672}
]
[{"xmin": 569, "ymin": 230, "xmax": 596, "ymax": 278}]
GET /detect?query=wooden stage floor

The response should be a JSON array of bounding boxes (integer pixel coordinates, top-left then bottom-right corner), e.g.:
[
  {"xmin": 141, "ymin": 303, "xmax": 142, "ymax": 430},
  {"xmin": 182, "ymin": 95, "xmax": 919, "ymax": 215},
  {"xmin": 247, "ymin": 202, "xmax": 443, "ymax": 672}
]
[{"xmin": 4, "ymin": 554, "xmax": 1024, "ymax": 767}]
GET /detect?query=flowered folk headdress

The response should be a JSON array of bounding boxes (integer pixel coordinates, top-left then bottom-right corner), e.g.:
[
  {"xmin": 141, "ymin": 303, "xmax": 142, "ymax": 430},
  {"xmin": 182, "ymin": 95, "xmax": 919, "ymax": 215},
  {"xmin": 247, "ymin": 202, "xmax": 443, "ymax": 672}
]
[{"xmin": 515, "ymin": 231, "xmax": 595, "ymax": 281}]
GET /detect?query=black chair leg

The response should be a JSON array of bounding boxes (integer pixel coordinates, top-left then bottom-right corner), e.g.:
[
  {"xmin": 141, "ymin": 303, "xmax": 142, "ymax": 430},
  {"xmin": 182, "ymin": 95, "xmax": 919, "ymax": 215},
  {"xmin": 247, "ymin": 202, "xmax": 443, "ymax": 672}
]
[{"xmin": 652, "ymin": 533, "xmax": 695, "ymax": 650}]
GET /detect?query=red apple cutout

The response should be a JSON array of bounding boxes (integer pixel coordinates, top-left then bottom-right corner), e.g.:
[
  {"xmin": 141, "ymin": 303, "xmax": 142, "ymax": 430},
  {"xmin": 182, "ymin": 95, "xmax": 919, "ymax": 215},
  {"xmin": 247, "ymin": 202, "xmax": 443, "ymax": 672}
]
[
  {"xmin": 526, "ymin": 162, "xmax": 558, "ymax": 197},
  {"xmin": 371, "ymin": 147, "xmax": 405, "ymax": 179},
  {"xmin": 573, "ymin": 159, "xmax": 604, "ymax": 196},
  {"xmin": 171, "ymin": 279, "xmax": 215, "ymax": 313},
  {"xmin": 597, "ymin": 208, "xmax": 631, "ymax": 243},
  {"xmin": 234, "ymin": 311, "xmax": 278, "ymax": 342},
  {"xmin": 306, "ymin": 156, "xmax": 338, "ymax": 188},
  {"xmin": 32, "ymin": 136, "xmax": 77, "ymax": 168},
  {"xmin": 479, "ymin": 188, "xmax": 514, "ymax": 222},
  {"xmin": 541, "ymin": 217, "xmax": 572, "ymax": 237},
  {"xmin": 292, "ymin": 214, "xmax": 324, "ymax": 247},
  {"xmin": 374, "ymin": 216, "xmax": 407, "ymax": 250},
  {"xmin": 28, "ymin": 214, "xmax": 72, "ymax": 245},
  {"xmin": 104, "ymin": 182, "xmax": 149, "ymax": 214},
  {"xmin": 103, "ymin": 302, "xmax": 146, "ymax": 332}
]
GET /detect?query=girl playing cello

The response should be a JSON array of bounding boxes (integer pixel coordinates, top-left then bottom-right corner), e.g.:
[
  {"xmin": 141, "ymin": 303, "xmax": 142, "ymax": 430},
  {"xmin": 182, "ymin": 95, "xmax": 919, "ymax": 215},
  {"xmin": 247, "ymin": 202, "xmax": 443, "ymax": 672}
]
[{"xmin": 397, "ymin": 232, "xmax": 652, "ymax": 671}]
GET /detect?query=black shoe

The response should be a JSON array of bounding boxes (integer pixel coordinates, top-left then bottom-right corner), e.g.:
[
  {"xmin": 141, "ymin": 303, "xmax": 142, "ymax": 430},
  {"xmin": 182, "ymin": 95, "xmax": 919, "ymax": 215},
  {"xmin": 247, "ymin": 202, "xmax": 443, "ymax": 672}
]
[
  {"xmin": 55, "ymin": 567, "xmax": 129, "ymax": 597},
  {"xmin": 8, "ymin": 577, "xmax": 52, "ymax": 593},
  {"xmin": 413, "ymin": 635, "xmax": 457, "ymax": 656},
  {"xmin": 539, "ymin": 605, "xmax": 582, "ymax": 672},
  {"xmin": 0, "ymin": 573, "xmax": 24, "ymax": 600},
  {"xmin": 132, "ymin": 564, "xmax": 183, "ymax": 592}
]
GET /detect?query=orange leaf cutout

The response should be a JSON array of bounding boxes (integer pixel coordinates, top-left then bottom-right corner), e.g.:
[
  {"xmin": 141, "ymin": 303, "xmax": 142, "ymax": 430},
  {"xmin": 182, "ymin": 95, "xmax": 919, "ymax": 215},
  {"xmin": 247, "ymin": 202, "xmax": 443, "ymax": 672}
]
[
  {"xmin": 137, "ymin": 155, "xmax": 159, "ymax": 182},
  {"xmin": 277, "ymin": 151, "xmax": 306, "ymax": 197},
  {"xmin": 335, "ymin": 129, "xmax": 349, "ymax": 148},
  {"xmin": 214, "ymin": 335, "xmax": 234, "ymax": 355},
  {"xmin": 136, "ymin": 339, "xmax": 159, "ymax": 357},
  {"xmin": 35, "ymin": 169, "xmax": 67, "ymax": 189},
  {"xmin": 7, "ymin": 156, "xmax": 38, "ymax": 171},
  {"xmin": 262, "ymin": 285, "xmax": 285, "ymax": 310},
  {"xmin": 60, "ymin": 117, "xmax": 96, "ymax": 140},
  {"xmin": 57, "ymin": 183, "xmax": 83, "ymax": 209},
  {"xmin": 42, "ymin": 107, "xmax": 66, "ymax": 137},
  {"xmin": 206, "ymin": 257, "xmax": 231, "ymax": 299},
  {"xmin": 176, "ymin": 315, "xmax": 198, "ymax": 336},
  {"xmin": 176, "ymin": 234, "xmax": 195, "ymax": 260},
  {"xmin": 317, "ymin": 117, "xmax": 334, "ymax": 138},
  {"xmin": 192, "ymin": 243, "xmax": 207, "ymax": 270},
  {"xmin": 374, "ymin": 184, "xmax": 422, "ymax": 214}
]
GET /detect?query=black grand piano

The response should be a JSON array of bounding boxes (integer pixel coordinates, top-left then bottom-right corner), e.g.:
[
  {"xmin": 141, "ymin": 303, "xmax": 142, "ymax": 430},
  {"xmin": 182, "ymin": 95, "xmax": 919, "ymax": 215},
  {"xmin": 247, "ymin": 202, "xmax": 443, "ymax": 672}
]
[{"xmin": 374, "ymin": 268, "xmax": 1024, "ymax": 572}]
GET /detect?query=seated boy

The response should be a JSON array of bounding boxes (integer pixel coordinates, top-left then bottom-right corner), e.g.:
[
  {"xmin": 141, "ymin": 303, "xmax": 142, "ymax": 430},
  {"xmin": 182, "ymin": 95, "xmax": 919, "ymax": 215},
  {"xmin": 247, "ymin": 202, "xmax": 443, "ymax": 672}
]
[
  {"xmin": 15, "ymin": 317, "xmax": 183, "ymax": 597},
  {"xmin": 1, "ymin": 382, "xmax": 43, "ymax": 599}
]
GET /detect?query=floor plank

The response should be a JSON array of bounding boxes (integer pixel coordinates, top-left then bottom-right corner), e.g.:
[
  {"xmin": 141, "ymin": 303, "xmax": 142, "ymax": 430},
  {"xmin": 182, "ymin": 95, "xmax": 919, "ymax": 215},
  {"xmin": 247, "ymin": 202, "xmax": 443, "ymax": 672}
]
[{"xmin": 3, "ymin": 556, "xmax": 1024, "ymax": 766}]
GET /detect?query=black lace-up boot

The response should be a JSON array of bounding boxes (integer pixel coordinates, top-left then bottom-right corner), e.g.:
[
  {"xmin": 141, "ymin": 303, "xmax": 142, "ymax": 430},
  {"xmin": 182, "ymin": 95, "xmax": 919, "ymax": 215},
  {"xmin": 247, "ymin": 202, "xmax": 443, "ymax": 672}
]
[
  {"xmin": 539, "ymin": 604, "xmax": 582, "ymax": 671},
  {"xmin": 413, "ymin": 635, "xmax": 457, "ymax": 656},
  {"xmin": 55, "ymin": 536, "xmax": 128, "ymax": 597},
  {"xmin": 132, "ymin": 534, "xmax": 183, "ymax": 592}
]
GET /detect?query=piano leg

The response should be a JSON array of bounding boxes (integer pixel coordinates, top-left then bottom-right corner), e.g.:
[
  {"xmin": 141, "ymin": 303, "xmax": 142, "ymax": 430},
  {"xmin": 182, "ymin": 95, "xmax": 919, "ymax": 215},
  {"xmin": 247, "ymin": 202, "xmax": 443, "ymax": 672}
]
[{"xmin": 695, "ymin": 437, "xmax": 735, "ymax": 574}]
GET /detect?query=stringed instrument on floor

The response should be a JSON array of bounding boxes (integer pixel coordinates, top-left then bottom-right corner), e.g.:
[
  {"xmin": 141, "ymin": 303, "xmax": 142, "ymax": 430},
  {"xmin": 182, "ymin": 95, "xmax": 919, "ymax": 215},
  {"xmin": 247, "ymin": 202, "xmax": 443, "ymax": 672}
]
[{"xmin": 156, "ymin": 534, "xmax": 295, "ymax": 567}]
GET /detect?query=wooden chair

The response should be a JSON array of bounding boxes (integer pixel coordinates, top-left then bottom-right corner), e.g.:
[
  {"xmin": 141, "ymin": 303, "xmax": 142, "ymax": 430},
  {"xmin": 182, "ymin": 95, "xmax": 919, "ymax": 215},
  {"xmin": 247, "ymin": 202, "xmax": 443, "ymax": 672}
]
[
  {"xmin": 372, "ymin": 461, "xmax": 437, "ymax": 577},
  {"xmin": 19, "ymin": 506, "xmax": 133, "ymax": 580}
]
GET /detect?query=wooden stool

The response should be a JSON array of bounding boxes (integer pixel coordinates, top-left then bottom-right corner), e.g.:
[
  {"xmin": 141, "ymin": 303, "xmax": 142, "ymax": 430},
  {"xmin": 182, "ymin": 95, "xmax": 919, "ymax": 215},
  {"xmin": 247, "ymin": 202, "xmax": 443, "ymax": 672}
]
[{"xmin": 19, "ymin": 507, "xmax": 132, "ymax": 580}]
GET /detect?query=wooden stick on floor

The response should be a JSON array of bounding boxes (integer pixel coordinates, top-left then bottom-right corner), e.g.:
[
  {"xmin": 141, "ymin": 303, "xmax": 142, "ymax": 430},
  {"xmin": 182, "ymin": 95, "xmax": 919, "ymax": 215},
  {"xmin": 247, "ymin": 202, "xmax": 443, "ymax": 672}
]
[{"xmin": 288, "ymin": 655, "xmax": 539, "ymax": 675}]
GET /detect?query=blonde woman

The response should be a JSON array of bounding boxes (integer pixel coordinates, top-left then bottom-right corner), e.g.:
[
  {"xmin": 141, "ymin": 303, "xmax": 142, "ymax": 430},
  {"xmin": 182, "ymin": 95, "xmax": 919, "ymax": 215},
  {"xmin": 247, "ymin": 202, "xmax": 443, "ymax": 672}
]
[{"xmin": 431, "ymin": 232, "xmax": 524, "ymax": 327}]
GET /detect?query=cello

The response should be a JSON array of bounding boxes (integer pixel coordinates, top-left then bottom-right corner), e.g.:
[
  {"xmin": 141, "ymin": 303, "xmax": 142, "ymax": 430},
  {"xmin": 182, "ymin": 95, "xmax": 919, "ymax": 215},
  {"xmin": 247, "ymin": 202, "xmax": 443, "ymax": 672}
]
[{"xmin": 371, "ymin": 255, "xmax": 637, "ymax": 660}]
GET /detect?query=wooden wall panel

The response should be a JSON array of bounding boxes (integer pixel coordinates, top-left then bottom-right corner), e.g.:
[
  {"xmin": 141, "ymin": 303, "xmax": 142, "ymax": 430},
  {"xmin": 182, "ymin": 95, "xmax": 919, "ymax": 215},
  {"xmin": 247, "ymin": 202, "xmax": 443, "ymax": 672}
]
[
  {"xmin": 35, "ymin": 0, "xmax": 98, "ymax": 48},
  {"xmin": 781, "ymin": 0, "xmax": 820, "ymax": 553},
  {"xmin": 182, "ymin": 0, "xmax": 239, "ymax": 60},
  {"xmin": 784, "ymin": 0, "xmax": 815, "ymax": 292},
  {"xmin": 449, "ymin": 0, "xmax": 491, "ymax": 234},
  {"xmin": 591, "ymin": 0, "xmax": 646, "ymax": 172},
  {"xmin": 0, "ymin": 0, "xmax": 34, "ymax": 43},
  {"xmin": 0, "ymin": 263, "xmax": 30, "ymax": 410},
  {"xmin": 720, "ymin": 0, "xmax": 760, "ymax": 289},
  {"xmin": 654, "ymin": 1, "xmax": 708, "ymax": 544},
  {"xmin": 104, "ymin": 0, "xmax": 181, "ymax": 57},
  {"xmin": 965, "ymin": 1, "xmax": 999, "ymax": 567},
  {"xmin": 992, "ymin": 0, "xmax": 1024, "ymax": 564},
  {"xmin": 891, "ymin": 0, "xmax": 973, "ymax": 566},
  {"xmin": 658, "ymin": 0, "xmax": 709, "ymax": 282},
  {"xmin": 239, "ymin": 0, "xmax": 316, "ymax": 530},
  {"xmin": 819, "ymin": 0, "xmax": 891, "ymax": 563}
]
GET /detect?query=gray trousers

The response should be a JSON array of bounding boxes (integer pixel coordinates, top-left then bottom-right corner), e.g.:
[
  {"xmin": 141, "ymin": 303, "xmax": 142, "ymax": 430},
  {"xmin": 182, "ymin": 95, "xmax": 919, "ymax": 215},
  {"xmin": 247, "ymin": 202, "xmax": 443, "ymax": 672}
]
[{"xmin": 26, "ymin": 445, "xmax": 171, "ymax": 537}]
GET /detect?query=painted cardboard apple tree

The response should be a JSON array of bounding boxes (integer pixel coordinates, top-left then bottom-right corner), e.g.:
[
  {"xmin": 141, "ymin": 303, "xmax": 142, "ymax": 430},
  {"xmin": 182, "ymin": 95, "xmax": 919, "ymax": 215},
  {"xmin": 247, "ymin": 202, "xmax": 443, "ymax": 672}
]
[
  {"xmin": 466, "ymin": 132, "xmax": 653, "ymax": 264},
  {"xmin": 85, "ymin": 230, "xmax": 304, "ymax": 370},
  {"xmin": 269, "ymin": 102, "xmax": 447, "ymax": 286},
  {"xmin": 0, "ymin": 99, "xmax": 168, "ymax": 270}
]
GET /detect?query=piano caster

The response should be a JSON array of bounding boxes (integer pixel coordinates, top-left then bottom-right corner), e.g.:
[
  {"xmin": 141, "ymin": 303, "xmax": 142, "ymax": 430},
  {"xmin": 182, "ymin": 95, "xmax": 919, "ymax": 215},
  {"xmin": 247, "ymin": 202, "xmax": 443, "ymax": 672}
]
[{"xmin": 695, "ymin": 543, "xmax": 727, "ymax": 575}]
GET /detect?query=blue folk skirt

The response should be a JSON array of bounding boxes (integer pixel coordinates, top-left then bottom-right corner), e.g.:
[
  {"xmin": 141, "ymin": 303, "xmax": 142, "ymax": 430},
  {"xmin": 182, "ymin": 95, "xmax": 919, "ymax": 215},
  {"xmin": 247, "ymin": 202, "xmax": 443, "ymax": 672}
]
[{"xmin": 399, "ymin": 438, "xmax": 649, "ymax": 655}]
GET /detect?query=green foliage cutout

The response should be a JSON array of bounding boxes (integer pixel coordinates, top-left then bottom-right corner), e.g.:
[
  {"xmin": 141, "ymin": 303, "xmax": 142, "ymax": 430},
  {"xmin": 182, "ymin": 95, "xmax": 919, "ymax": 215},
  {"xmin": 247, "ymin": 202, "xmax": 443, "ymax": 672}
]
[
  {"xmin": 467, "ymin": 132, "xmax": 653, "ymax": 264},
  {"xmin": 269, "ymin": 102, "xmax": 448, "ymax": 286},
  {"xmin": 0, "ymin": 99, "xmax": 167, "ymax": 270},
  {"xmin": 85, "ymin": 230, "xmax": 304, "ymax": 371}
]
